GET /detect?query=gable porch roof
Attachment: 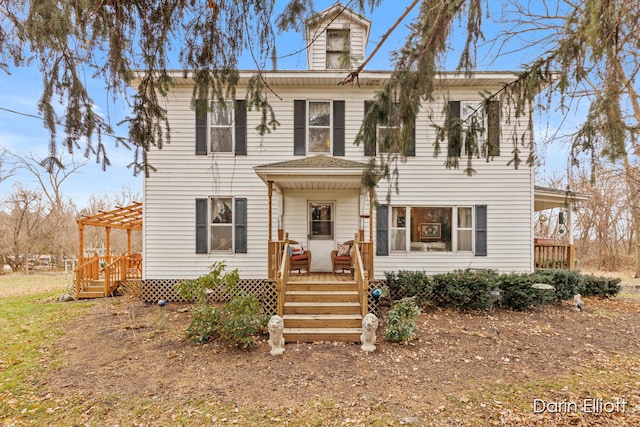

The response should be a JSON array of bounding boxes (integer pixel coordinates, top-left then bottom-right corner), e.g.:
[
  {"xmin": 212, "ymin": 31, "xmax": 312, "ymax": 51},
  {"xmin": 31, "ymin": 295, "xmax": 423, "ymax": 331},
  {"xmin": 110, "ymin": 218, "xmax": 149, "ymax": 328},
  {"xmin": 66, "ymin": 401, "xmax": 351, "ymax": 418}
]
[{"xmin": 254, "ymin": 155, "xmax": 373, "ymax": 191}]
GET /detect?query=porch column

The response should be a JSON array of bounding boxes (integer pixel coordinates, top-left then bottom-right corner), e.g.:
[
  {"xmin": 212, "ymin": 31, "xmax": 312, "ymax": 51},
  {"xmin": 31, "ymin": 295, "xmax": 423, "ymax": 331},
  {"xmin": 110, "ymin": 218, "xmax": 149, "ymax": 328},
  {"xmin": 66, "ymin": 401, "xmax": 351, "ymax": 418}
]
[
  {"xmin": 567, "ymin": 204, "xmax": 575, "ymax": 270},
  {"xmin": 268, "ymin": 181, "xmax": 273, "ymax": 242},
  {"xmin": 368, "ymin": 188, "xmax": 374, "ymax": 243}
]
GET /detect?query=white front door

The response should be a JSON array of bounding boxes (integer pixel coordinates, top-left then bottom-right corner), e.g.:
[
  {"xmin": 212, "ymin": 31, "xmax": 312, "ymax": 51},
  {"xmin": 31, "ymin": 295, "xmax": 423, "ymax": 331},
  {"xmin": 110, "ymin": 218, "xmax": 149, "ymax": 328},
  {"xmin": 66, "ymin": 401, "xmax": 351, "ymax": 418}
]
[{"xmin": 308, "ymin": 201, "xmax": 335, "ymax": 272}]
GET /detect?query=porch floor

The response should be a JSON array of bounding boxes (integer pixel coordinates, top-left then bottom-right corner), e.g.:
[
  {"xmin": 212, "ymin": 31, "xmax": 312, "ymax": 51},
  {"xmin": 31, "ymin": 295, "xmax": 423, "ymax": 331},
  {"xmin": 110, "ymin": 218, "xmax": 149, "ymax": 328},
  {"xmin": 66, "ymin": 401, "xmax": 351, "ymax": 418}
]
[{"xmin": 288, "ymin": 272, "xmax": 353, "ymax": 282}]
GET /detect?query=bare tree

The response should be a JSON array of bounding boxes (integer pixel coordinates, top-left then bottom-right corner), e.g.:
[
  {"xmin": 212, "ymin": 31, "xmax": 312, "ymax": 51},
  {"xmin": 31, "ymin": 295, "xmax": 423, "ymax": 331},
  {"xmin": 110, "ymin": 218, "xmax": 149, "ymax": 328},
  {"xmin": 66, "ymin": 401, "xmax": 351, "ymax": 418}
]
[{"xmin": 0, "ymin": 187, "xmax": 48, "ymax": 272}]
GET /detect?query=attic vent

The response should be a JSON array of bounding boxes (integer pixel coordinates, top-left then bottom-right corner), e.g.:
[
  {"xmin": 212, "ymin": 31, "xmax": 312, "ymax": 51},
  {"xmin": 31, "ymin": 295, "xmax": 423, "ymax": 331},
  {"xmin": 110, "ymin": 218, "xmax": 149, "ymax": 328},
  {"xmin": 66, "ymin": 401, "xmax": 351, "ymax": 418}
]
[{"xmin": 326, "ymin": 29, "xmax": 350, "ymax": 69}]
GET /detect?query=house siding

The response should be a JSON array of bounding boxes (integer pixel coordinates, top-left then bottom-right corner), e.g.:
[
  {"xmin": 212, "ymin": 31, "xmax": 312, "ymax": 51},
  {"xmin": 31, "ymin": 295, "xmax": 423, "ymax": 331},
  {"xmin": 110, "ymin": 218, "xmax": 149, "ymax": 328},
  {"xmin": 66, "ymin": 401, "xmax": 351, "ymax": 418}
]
[{"xmin": 143, "ymin": 81, "xmax": 534, "ymax": 280}]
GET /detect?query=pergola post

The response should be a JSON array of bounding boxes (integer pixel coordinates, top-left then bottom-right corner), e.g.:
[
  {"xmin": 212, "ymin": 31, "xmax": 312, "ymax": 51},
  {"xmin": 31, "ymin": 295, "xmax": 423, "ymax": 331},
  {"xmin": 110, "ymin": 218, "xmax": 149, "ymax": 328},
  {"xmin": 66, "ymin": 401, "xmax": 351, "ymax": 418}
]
[
  {"xmin": 105, "ymin": 227, "xmax": 111, "ymax": 262},
  {"xmin": 78, "ymin": 221, "xmax": 85, "ymax": 265},
  {"xmin": 127, "ymin": 229, "xmax": 132, "ymax": 255}
]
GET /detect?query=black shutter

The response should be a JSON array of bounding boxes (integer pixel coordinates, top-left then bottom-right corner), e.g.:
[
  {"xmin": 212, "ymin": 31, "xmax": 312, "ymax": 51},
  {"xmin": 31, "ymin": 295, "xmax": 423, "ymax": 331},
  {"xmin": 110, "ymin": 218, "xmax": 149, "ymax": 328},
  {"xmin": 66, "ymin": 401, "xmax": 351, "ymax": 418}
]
[
  {"xmin": 486, "ymin": 100, "xmax": 500, "ymax": 156},
  {"xmin": 364, "ymin": 100, "xmax": 376, "ymax": 156},
  {"xmin": 447, "ymin": 101, "xmax": 462, "ymax": 158},
  {"xmin": 407, "ymin": 117, "xmax": 416, "ymax": 156},
  {"xmin": 333, "ymin": 100, "xmax": 345, "ymax": 156},
  {"xmin": 293, "ymin": 100, "xmax": 306, "ymax": 156},
  {"xmin": 234, "ymin": 198, "xmax": 247, "ymax": 254},
  {"xmin": 475, "ymin": 204, "xmax": 487, "ymax": 256},
  {"xmin": 235, "ymin": 100, "xmax": 247, "ymax": 155},
  {"xmin": 376, "ymin": 204, "xmax": 389, "ymax": 256},
  {"xmin": 195, "ymin": 198, "xmax": 208, "ymax": 254},
  {"xmin": 195, "ymin": 99, "xmax": 208, "ymax": 155}
]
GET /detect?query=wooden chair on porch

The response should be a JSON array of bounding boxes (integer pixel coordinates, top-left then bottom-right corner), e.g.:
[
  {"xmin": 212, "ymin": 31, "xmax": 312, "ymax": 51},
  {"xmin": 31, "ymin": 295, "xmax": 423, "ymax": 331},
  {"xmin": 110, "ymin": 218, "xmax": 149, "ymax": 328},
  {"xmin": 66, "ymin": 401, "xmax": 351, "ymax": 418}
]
[
  {"xmin": 331, "ymin": 240, "xmax": 354, "ymax": 273},
  {"xmin": 288, "ymin": 240, "xmax": 312, "ymax": 274}
]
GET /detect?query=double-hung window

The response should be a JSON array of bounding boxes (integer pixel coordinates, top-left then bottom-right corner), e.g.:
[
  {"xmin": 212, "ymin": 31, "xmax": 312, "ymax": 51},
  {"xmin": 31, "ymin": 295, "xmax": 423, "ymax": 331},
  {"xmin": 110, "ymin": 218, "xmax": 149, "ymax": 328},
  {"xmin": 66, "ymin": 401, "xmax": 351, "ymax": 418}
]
[
  {"xmin": 326, "ymin": 29, "xmax": 350, "ymax": 70},
  {"xmin": 308, "ymin": 101, "xmax": 331, "ymax": 153},
  {"xmin": 210, "ymin": 101, "xmax": 233, "ymax": 153},
  {"xmin": 449, "ymin": 100, "xmax": 500, "ymax": 157},
  {"xmin": 378, "ymin": 103, "xmax": 400, "ymax": 154},
  {"xmin": 210, "ymin": 197, "xmax": 233, "ymax": 252}
]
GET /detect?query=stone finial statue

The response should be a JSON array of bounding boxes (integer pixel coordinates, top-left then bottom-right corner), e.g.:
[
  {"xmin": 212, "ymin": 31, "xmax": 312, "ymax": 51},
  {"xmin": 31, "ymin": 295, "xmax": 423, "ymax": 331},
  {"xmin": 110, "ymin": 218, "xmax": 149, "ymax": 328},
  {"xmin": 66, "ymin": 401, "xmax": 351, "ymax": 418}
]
[
  {"xmin": 360, "ymin": 313, "xmax": 379, "ymax": 352},
  {"xmin": 268, "ymin": 315, "xmax": 285, "ymax": 356},
  {"xmin": 573, "ymin": 294, "xmax": 585, "ymax": 311}
]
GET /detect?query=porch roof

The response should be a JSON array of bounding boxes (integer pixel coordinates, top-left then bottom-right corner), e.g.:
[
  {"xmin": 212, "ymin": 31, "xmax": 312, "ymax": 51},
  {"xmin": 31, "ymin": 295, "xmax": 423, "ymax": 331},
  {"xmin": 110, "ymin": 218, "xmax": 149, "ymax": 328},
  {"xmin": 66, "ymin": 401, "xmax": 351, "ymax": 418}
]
[
  {"xmin": 534, "ymin": 186, "xmax": 590, "ymax": 211},
  {"xmin": 254, "ymin": 155, "xmax": 371, "ymax": 191}
]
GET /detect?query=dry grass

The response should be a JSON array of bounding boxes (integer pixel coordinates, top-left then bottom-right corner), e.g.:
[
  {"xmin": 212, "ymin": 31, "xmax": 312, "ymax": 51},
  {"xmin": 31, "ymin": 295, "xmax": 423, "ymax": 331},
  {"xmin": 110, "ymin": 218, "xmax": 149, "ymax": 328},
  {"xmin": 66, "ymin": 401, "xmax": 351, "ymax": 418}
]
[{"xmin": 0, "ymin": 271, "xmax": 72, "ymax": 298}]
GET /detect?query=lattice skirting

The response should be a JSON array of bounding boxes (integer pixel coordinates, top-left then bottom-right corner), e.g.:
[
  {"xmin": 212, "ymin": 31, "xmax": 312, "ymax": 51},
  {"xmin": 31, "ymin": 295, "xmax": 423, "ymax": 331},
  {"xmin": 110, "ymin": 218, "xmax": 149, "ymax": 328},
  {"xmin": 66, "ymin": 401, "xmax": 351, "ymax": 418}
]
[
  {"xmin": 142, "ymin": 278, "xmax": 387, "ymax": 317},
  {"xmin": 142, "ymin": 279, "xmax": 279, "ymax": 316}
]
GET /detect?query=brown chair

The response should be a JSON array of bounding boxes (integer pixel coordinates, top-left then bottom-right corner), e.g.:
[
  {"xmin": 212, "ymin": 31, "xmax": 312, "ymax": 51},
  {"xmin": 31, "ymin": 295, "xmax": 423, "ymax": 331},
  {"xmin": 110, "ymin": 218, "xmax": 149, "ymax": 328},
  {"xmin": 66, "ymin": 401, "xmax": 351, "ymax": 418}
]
[
  {"xmin": 331, "ymin": 240, "xmax": 354, "ymax": 273},
  {"xmin": 288, "ymin": 240, "xmax": 311, "ymax": 274}
]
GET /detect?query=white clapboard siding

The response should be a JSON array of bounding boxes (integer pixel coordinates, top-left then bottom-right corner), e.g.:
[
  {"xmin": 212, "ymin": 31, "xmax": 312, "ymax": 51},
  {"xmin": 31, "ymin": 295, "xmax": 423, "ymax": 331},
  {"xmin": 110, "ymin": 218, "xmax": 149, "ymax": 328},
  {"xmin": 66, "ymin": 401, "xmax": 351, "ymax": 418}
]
[{"xmin": 143, "ymin": 77, "xmax": 534, "ymax": 280}]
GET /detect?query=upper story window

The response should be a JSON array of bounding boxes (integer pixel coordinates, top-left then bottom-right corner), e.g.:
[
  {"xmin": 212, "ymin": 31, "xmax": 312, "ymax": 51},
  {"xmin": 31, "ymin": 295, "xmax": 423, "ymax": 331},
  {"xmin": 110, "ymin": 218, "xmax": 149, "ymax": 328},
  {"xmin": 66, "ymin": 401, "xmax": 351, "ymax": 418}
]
[
  {"xmin": 308, "ymin": 101, "xmax": 331, "ymax": 153},
  {"xmin": 450, "ymin": 100, "xmax": 500, "ymax": 157},
  {"xmin": 210, "ymin": 101, "xmax": 234, "ymax": 153},
  {"xmin": 326, "ymin": 29, "xmax": 350, "ymax": 70},
  {"xmin": 378, "ymin": 103, "xmax": 400, "ymax": 153}
]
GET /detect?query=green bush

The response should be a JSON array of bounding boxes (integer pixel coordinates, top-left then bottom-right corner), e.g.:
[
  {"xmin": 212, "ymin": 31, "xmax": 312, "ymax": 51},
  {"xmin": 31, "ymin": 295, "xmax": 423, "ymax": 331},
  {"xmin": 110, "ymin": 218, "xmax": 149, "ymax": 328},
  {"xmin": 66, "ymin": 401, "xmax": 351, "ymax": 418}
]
[
  {"xmin": 496, "ymin": 273, "xmax": 537, "ymax": 311},
  {"xmin": 384, "ymin": 297, "xmax": 421, "ymax": 343},
  {"xmin": 533, "ymin": 269, "xmax": 584, "ymax": 302},
  {"xmin": 385, "ymin": 270, "xmax": 433, "ymax": 304},
  {"xmin": 582, "ymin": 275, "xmax": 622, "ymax": 298},
  {"xmin": 186, "ymin": 305, "xmax": 221, "ymax": 344},
  {"xmin": 431, "ymin": 270, "xmax": 496, "ymax": 310},
  {"xmin": 175, "ymin": 262, "xmax": 267, "ymax": 350},
  {"xmin": 218, "ymin": 295, "xmax": 267, "ymax": 350}
]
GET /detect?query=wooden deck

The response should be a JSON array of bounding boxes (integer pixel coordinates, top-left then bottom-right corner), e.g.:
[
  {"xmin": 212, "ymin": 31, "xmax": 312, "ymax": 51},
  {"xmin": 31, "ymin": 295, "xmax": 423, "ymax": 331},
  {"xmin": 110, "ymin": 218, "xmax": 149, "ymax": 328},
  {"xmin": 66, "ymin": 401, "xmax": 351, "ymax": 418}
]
[{"xmin": 287, "ymin": 272, "xmax": 354, "ymax": 282}]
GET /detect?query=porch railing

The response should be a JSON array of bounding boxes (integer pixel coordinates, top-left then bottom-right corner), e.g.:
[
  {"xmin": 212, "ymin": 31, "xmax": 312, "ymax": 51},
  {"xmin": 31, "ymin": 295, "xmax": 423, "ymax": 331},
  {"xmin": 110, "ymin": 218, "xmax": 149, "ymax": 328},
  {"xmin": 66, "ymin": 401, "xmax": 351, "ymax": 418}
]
[
  {"xmin": 534, "ymin": 243, "xmax": 575, "ymax": 271},
  {"xmin": 276, "ymin": 242, "xmax": 291, "ymax": 316},
  {"xmin": 267, "ymin": 233, "xmax": 374, "ymax": 280},
  {"xmin": 352, "ymin": 234, "xmax": 369, "ymax": 317}
]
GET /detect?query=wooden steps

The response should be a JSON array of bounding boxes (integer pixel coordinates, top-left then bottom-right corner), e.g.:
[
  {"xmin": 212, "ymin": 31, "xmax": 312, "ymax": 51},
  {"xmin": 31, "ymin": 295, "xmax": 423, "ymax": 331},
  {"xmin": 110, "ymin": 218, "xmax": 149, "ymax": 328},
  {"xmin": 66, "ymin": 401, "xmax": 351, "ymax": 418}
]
[{"xmin": 282, "ymin": 280, "xmax": 362, "ymax": 343}]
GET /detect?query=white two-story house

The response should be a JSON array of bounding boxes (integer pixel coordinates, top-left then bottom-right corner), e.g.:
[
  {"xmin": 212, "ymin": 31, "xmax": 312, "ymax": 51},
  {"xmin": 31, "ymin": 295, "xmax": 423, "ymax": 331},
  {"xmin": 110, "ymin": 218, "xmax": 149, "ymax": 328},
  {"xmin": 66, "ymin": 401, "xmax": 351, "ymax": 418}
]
[{"xmin": 138, "ymin": 4, "xmax": 580, "ymax": 333}]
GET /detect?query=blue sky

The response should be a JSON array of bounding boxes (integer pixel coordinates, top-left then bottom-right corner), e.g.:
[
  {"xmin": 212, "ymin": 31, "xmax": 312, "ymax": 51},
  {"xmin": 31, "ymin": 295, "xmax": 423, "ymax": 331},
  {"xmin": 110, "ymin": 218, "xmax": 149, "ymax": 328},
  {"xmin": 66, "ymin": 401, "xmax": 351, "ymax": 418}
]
[{"xmin": 0, "ymin": 1, "xmax": 578, "ymax": 210}]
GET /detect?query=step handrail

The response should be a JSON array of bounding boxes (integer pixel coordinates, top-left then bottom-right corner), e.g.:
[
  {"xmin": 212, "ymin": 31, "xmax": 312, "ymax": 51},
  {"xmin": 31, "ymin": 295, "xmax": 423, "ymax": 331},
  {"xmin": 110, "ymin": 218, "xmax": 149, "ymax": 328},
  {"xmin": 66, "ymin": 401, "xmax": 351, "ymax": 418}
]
[
  {"xmin": 352, "ymin": 233, "xmax": 368, "ymax": 317},
  {"xmin": 276, "ymin": 234, "xmax": 292, "ymax": 316}
]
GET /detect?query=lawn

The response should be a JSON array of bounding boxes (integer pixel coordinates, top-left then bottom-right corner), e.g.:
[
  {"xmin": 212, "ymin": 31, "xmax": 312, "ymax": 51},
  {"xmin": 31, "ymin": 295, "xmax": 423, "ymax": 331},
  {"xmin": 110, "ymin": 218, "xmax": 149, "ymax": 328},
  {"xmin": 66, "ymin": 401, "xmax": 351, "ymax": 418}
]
[{"xmin": 0, "ymin": 272, "xmax": 638, "ymax": 426}]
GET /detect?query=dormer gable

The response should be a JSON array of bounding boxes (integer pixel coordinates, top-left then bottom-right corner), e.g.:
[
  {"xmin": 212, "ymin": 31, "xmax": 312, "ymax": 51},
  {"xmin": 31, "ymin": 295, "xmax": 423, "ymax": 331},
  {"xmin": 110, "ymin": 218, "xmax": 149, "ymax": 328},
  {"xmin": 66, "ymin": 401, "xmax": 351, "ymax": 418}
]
[{"xmin": 305, "ymin": 3, "xmax": 371, "ymax": 71}]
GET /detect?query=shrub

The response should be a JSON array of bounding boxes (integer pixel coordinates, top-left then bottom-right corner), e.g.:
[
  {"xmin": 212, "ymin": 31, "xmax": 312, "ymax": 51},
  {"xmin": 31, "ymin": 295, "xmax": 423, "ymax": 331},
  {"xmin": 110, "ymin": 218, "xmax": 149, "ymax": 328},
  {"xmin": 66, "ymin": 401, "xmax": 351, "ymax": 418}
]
[
  {"xmin": 431, "ymin": 270, "xmax": 496, "ymax": 310},
  {"xmin": 385, "ymin": 270, "xmax": 433, "ymax": 303},
  {"xmin": 384, "ymin": 297, "xmax": 421, "ymax": 343},
  {"xmin": 186, "ymin": 305, "xmax": 221, "ymax": 344},
  {"xmin": 496, "ymin": 273, "xmax": 537, "ymax": 311},
  {"xmin": 582, "ymin": 275, "xmax": 622, "ymax": 298},
  {"xmin": 533, "ymin": 269, "xmax": 584, "ymax": 302},
  {"xmin": 218, "ymin": 295, "xmax": 267, "ymax": 350},
  {"xmin": 175, "ymin": 262, "xmax": 266, "ymax": 350}
]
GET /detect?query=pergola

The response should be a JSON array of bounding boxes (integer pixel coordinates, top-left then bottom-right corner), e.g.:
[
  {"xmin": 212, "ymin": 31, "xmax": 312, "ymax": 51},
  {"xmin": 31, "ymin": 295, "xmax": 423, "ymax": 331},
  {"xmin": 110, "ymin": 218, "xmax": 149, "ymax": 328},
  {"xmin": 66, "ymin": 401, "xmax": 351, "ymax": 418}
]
[{"xmin": 76, "ymin": 202, "xmax": 142, "ymax": 264}]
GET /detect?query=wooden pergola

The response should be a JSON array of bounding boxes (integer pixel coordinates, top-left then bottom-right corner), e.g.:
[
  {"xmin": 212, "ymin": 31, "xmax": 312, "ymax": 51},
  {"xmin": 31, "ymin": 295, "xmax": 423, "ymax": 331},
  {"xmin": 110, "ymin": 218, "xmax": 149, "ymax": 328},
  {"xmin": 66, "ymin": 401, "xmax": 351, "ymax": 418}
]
[{"xmin": 77, "ymin": 202, "xmax": 142, "ymax": 264}]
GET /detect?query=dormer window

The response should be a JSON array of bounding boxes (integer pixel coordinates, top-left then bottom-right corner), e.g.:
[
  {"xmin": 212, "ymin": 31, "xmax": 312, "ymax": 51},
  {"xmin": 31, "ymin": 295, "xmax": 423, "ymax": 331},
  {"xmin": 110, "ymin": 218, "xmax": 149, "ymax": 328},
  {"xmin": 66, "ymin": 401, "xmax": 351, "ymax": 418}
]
[{"xmin": 326, "ymin": 29, "xmax": 350, "ymax": 69}]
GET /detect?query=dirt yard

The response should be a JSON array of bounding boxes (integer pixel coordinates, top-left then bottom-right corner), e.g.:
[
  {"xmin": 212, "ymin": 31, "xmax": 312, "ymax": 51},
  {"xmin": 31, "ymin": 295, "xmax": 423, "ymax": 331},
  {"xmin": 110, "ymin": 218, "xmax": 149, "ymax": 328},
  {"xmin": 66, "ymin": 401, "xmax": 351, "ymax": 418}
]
[{"xmin": 39, "ymin": 287, "xmax": 640, "ymax": 426}]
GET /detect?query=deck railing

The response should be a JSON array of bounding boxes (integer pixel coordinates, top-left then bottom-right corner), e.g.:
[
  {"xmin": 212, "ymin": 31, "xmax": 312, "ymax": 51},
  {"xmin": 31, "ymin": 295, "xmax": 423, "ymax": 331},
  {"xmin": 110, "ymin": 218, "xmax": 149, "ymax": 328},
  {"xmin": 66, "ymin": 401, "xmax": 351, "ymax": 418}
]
[
  {"xmin": 74, "ymin": 254, "xmax": 143, "ymax": 297},
  {"xmin": 534, "ymin": 243, "xmax": 575, "ymax": 271}
]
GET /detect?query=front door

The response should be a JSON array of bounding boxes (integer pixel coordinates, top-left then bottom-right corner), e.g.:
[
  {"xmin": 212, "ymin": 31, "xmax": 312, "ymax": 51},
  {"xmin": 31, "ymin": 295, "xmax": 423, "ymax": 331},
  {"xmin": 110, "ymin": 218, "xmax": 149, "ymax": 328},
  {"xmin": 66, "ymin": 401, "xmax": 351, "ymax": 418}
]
[{"xmin": 308, "ymin": 201, "xmax": 335, "ymax": 272}]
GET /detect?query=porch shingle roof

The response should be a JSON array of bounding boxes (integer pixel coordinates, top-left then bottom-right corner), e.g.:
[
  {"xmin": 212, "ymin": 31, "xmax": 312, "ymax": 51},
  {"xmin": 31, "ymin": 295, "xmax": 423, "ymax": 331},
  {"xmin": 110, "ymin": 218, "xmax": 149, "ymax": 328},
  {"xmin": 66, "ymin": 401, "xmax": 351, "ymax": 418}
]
[{"xmin": 256, "ymin": 155, "xmax": 367, "ymax": 169}]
